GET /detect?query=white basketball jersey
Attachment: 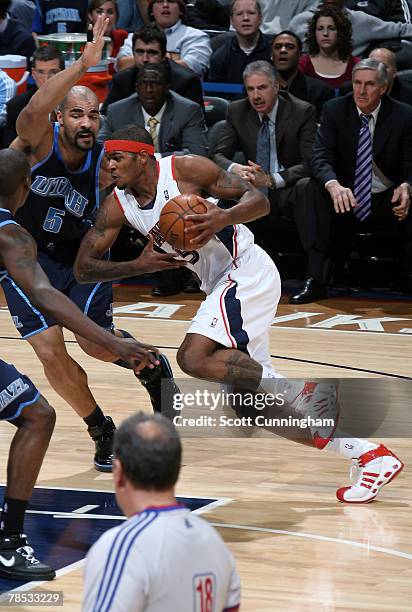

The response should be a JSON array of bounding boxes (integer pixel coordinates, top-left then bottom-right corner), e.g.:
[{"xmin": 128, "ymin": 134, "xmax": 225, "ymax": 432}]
[
  {"xmin": 113, "ymin": 156, "xmax": 255, "ymax": 295},
  {"xmin": 83, "ymin": 505, "xmax": 241, "ymax": 612}
]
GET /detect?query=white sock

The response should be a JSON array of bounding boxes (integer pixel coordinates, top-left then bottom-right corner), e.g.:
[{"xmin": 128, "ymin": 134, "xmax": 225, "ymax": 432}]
[
  {"xmin": 326, "ymin": 430, "xmax": 378, "ymax": 460},
  {"xmin": 258, "ymin": 365, "xmax": 284, "ymax": 394}
]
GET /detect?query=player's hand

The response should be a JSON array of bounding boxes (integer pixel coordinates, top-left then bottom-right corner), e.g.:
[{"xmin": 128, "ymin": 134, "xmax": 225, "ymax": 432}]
[
  {"xmin": 134, "ymin": 235, "xmax": 186, "ymax": 273},
  {"xmin": 391, "ymin": 183, "xmax": 410, "ymax": 220},
  {"xmin": 110, "ymin": 336, "xmax": 160, "ymax": 373},
  {"xmin": 184, "ymin": 197, "xmax": 228, "ymax": 248},
  {"xmin": 81, "ymin": 15, "xmax": 109, "ymax": 70},
  {"xmin": 326, "ymin": 180, "xmax": 357, "ymax": 214}
]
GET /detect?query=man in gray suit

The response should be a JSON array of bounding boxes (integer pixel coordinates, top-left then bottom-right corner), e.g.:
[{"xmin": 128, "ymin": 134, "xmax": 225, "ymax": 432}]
[
  {"xmin": 98, "ymin": 63, "xmax": 208, "ymax": 158},
  {"xmin": 212, "ymin": 60, "xmax": 329, "ymax": 304}
]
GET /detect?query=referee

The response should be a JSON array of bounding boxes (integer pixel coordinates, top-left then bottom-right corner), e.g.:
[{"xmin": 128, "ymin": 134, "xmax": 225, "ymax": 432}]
[{"xmin": 83, "ymin": 412, "xmax": 241, "ymax": 612}]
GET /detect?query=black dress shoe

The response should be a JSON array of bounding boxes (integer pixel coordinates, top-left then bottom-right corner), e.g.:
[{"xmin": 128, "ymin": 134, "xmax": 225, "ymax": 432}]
[
  {"xmin": 183, "ymin": 277, "xmax": 200, "ymax": 293},
  {"xmin": 289, "ymin": 278, "xmax": 328, "ymax": 304},
  {"xmin": 152, "ymin": 285, "xmax": 181, "ymax": 297}
]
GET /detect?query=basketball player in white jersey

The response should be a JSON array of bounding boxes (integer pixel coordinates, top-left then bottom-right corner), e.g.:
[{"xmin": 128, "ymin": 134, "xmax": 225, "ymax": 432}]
[
  {"xmin": 74, "ymin": 125, "xmax": 404, "ymax": 504},
  {"xmin": 83, "ymin": 412, "xmax": 241, "ymax": 612}
]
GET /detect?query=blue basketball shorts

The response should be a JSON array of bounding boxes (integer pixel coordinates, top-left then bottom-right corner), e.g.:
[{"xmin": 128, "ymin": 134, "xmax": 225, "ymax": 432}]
[
  {"xmin": 0, "ymin": 359, "xmax": 40, "ymax": 421},
  {"xmin": 1, "ymin": 250, "xmax": 113, "ymax": 339}
]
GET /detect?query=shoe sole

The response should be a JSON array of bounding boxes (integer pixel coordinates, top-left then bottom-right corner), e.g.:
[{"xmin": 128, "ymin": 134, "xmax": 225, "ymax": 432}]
[
  {"xmin": 94, "ymin": 462, "xmax": 113, "ymax": 473},
  {"xmin": 0, "ymin": 569, "xmax": 56, "ymax": 580},
  {"xmin": 337, "ymin": 459, "xmax": 404, "ymax": 504}
]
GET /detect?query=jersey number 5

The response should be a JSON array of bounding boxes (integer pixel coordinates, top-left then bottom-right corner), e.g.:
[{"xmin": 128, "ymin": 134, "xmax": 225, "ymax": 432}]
[
  {"xmin": 194, "ymin": 574, "xmax": 215, "ymax": 612},
  {"xmin": 43, "ymin": 207, "xmax": 66, "ymax": 233}
]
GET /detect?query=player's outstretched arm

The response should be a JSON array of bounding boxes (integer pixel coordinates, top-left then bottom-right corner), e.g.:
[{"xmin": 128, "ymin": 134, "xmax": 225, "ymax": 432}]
[
  {"xmin": 15, "ymin": 15, "xmax": 109, "ymax": 151},
  {"xmin": 74, "ymin": 193, "xmax": 185, "ymax": 284},
  {"xmin": 0, "ymin": 224, "xmax": 159, "ymax": 370}
]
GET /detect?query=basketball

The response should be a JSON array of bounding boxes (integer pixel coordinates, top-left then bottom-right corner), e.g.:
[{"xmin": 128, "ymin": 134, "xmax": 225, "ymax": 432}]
[{"xmin": 158, "ymin": 194, "xmax": 208, "ymax": 250}]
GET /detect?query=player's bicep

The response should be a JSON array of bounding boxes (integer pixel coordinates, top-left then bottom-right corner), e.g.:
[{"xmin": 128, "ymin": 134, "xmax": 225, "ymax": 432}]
[{"xmin": 0, "ymin": 226, "xmax": 48, "ymax": 293}]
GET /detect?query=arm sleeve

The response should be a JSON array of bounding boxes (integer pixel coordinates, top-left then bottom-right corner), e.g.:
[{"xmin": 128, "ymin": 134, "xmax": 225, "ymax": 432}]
[
  {"xmin": 223, "ymin": 554, "xmax": 241, "ymax": 612},
  {"xmin": 0, "ymin": 73, "xmax": 16, "ymax": 128},
  {"xmin": 310, "ymin": 102, "xmax": 338, "ymax": 184},
  {"xmin": 115, "ymin": 33, "xmax": 133, "ymax": 69},
  {"xmin": 82, "ymin": 533, "xmax": 150, "ymax": 612},
  {"xmin": 178, "ymin": 30, "xmax": 211, "ymax": 77}
]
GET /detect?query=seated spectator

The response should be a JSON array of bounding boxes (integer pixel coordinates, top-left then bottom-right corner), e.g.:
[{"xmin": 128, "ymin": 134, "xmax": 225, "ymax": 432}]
[
  {"xmin": 271, "ymin": 30, "xmax": 334, "ymax": 120},
  {"xmin": 310, "ymin": 58, "xmax": 412, "ymax": 294},
  {"xmin": 116, "ymin": 0, "xmax": 211, "ymax": 77},
  {"xmin": 212, "ymin": 60, "xmax": 329, "ymax": 303},
  {"xmin": 99, "ymin": 62, "xmax": 208, "ymax": 156},
  {"xmin": 32, "ymin": 0, "xmax": 87, "ymax": 34},
  {"xmin": 344, "ymin": 0, "xmax": 411, "ymax": 23},
  {"xmin": 87, "ymin": 0, "xmax": 128, "ymax": 59},
  {"xmin": 185, "ymin": 0, "xmax": 230, "ymax": 30},
  {"xmin": 0, "ymin": 68, "xmax": 16, "ymax": 128},
  {"xmin": 290, "ymin": 0, "xmax": 412, "ymax": 68},
  {"xmin": 0, "ymin": 0, "xmax": 36, "ymax": 61},
  {"xmin": 116, "ymin": 0, "xmax": 146, "ymax": 30},
  {"xmin": 298, "ymin": 4, "xmax": 360, "ymax": 89},
  {"xmin": 207, "ymin": 0, "xmax": 272, "ymax": 85},
  {"xmin": 339, "ymin": 47, "xmax": 412, "ymax": 105},
  {"xmin": 258, "ymin": 0, "xmax": 319, "ymax": 35},
  {"xmin": 9, "ymin": 0, "xmax": 35, "ymax": 30},
  {"xmin": 101, "ymin": 24, "xmax": 203, "ymax": 113},
  {"xmin": 3, "ymin": 45, "xmax": 64, "ymax": 146}
]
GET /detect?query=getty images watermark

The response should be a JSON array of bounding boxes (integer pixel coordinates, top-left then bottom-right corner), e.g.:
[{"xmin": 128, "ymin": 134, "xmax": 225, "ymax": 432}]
[{"xmin": 171, "ymin": 389, "xmax": 335, "ymax": 430}]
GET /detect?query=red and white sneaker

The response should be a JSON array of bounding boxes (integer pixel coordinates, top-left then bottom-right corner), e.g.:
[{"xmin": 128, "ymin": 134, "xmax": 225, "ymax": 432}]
[{"xmin": 337, "ymin": 444, "xmax": 404, "ymax": 503}]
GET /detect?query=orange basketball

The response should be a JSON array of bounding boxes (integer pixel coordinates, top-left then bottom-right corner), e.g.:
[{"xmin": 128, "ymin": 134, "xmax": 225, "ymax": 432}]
[{"xmin": 159, "ymin": 194, "xmax": 208, "ymax": 251}]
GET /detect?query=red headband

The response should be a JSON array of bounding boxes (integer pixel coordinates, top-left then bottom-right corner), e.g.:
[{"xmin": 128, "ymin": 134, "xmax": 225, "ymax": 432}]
[{"xmin": 104, "ymin": 140, "xmax": 155, "ymax": 155}]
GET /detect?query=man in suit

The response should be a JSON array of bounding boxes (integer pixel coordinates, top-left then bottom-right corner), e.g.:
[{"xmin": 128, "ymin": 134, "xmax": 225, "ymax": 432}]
[
  {"xmin": 271, "ymin": 30, "xmax": 334, "ymax": 121},
  {"xmin": 311, "ymin": 58, "xmax": 412, "ymax": 292},
  {"xmin": 339, "ymin": 47, "xmax": 412, "ymax": 106},
  {"xmin": 212, "ymin": 60, "xmax": 329, "ymax": 304},
  {"xmin": 99, "ymin": 61, "xmax": 207, "ymax": 296},
  {"xmin": 3, "ymin": 45, "xmax": 64, "ymax": 147},
  {"xmin": 99, "ymin": 62, "xmax": 207, "ymax": 155},
  {"xmin": 101, "ymin": 24, "xmax": 204, "ymax": 114}
]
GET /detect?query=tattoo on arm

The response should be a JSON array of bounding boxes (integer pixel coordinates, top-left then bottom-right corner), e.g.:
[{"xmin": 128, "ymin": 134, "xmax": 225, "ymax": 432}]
[
  {"xmin": 215, "ymin": 169, "xmax": 251, "ymax": 194},
  {"xmin": 8, "ymin": 228, "xmax": 37, "ymax": 271}
]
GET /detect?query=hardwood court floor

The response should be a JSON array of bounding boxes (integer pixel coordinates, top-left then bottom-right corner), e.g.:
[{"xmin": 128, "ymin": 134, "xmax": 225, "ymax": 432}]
[{"xmin": 0, "ymin": 285, "xmax": 411, "ymax": 611}]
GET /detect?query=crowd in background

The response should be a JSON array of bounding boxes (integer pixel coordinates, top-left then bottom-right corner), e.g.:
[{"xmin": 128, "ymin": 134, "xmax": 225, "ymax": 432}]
[{"xmin": 1, "ymin": 0, "xmax": 412, "ymax": 301}]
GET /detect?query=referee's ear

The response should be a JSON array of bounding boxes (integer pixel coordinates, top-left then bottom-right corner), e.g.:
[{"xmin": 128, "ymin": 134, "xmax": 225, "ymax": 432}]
[{"xmin": 112, "ymin": 458, "xmax": 125, "ymax": 488}]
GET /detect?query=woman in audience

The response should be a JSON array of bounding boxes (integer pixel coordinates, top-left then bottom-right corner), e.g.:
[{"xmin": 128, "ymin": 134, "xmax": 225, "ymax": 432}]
[
  {"xmin": 88, "ymin": 0, "xmax": 128, "ymax": 60},
  {"xmin": 298, "ymin": 4, "xmax": 359, "ymax": 89}
]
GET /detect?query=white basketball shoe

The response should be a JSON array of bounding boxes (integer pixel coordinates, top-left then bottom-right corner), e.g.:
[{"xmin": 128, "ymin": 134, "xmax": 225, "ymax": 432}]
[{"xmin": 337, "ymin": 444, "xmax": 404, "ymax": 503}]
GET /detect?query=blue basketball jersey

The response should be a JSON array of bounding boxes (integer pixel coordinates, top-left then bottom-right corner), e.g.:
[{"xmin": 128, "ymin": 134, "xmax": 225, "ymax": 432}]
[{"xmin": 16, "ymin": 123, "xmax": 104, "ymax": 265}]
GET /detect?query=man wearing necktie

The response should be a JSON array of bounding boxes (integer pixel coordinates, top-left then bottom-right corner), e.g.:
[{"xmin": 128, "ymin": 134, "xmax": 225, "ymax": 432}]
[
  {"xmin": 311, "ymin": 58, "xmax": 412, "ymax": 294},
  {"xmin": 212, "ymin": 60, "xmax": 330, "ymax": 304}
]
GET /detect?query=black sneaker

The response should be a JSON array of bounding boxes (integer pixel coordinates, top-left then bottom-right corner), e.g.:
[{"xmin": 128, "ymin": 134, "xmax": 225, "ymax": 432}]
[
  {"xmin": 87, "ymin": 416, "xmax": 116, "ymax": 472},
  {"xmin": 138, "ymin": 354, "xmax": 180, "ymax": 419},
  {"xmin": 0, "ymin": 533, "xmax": 55, "ymax": 580}
]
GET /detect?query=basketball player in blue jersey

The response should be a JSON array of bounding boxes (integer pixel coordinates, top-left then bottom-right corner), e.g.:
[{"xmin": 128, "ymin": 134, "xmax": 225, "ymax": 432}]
[
  {"xmin": 4, "ymin": 16, "xmax": 183, "ymax": 472},
  {"xmin": 0, "ymin": 149, "xmax": 162, "ymax": 580},
  {"xmin": 74, "ymin": 125, "xmax": 404, "ymax": 504}
]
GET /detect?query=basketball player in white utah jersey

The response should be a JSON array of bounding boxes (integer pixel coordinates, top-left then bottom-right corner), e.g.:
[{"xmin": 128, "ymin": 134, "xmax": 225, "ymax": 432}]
[
  {"xmin": 83, "ymin": 412, "xmax": 241, "ymax": 612},
  {"xmin": 74, "ymin": 125, "xmax": 404, "ymax": 504}
]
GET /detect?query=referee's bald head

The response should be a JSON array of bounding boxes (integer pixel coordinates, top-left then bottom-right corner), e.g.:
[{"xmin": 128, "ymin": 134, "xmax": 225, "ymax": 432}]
[{"xmin": 113, "ymin": 412, "xmax": 181, "ymax": 491}]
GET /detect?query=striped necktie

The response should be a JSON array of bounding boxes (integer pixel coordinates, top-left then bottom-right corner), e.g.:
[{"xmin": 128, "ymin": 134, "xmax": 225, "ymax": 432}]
[{"xmin": 353, "ymin": 113, "xmax": 373, "ymax": 221}]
